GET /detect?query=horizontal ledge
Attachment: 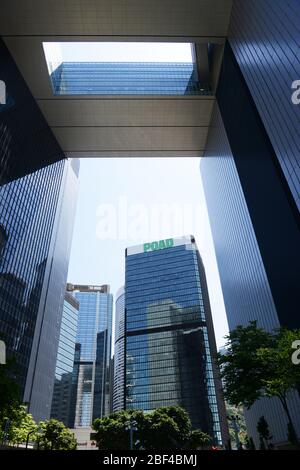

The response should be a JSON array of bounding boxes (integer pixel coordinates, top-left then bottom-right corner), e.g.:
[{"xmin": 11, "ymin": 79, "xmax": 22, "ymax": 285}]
[
  {"xmin": 2, "ymin": 35, "xmax": 226, "ymax": 41},
  {"xmin": 65, "ymin": 152, "xmax": 204, "ymax": 158},
  {"xmin": 64, "ymin": 149, "xmax": 205, "ymax": 152},
  {"xmin": 51, "ymin": 125, "xmax": 209, "ymax": 128},
  {"xmin": 37, "ymin": 96, "xmax": 215, "ymax": 101}
]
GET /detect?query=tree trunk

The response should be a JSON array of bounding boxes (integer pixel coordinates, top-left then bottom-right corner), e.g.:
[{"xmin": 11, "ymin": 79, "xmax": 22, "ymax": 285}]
[{"xmin": 278, "ymin": 394, "xmax": 299, "ymax": 446}]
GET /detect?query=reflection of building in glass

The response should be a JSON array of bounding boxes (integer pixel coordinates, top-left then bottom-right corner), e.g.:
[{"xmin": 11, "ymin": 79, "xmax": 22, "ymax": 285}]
[
  {"xmin": 51, "ymin": 292, "xmax": 79, "ymax": 426},
  {"xmin": 124, "ymin": 236, "xmax": 228, "ymax": 445},
  {"xmin": 113, "ymin": 287, "xmax": 125, "ymax": 412},
  {"xmin": 50, "ymin": 62, "xmax": 211, "ymax": 96},
  {"xmin": 67, "ymin": 284, "xmax": 113, "ymax": 427},
  {"xmin": 0, "ymin": 159, "xmax": 79, "ymax": 421}
]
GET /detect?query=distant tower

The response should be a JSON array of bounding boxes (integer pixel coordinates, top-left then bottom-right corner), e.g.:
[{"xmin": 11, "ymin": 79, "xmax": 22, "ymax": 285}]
[
  {"xmin": 50, "ymin": 292, "xmax": 79, "ymax": 426},
  {"xmin": 67, "ymin": 283, "xmax": 113, "ymax": 428},
  {"xmin": 113, "ymin": 287, "xmax": 125, "ymax": 412}
]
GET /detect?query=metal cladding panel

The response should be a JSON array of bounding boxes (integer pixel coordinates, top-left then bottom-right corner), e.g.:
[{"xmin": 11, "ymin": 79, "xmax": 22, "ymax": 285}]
[{"xmin": 229, "ymin": 0, "xmax": 300, "ymax": 211}]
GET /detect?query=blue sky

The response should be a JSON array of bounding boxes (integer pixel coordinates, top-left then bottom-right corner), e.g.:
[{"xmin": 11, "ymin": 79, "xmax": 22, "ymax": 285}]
[
  {"xmin": 67, "ymin": 158, "xmax": 229, "ymax": 348},
  {"xmin": 43, "ymin": 42, "xmax": 193, "ymax": 71},
  {"xmin": 49, "ymin": 42, "xmax": 229, "ymax": 348}
]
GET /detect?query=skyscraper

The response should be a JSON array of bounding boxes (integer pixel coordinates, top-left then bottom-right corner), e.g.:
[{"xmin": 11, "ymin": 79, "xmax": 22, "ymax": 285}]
[
  {"xmin": 0, "ymin": 158, "xmax": 79, "ymax": 421},
  {"xmin": 67, "ymin": 283, "xmax": 113, "ymax": 428},
  {"xmin": 113, "ymin": 287, "xmax": 125, "ymax": 412},
  {"xmin": 50, "ymin": 61, "xmax": 209, "ymax": 96},
  {"xmin": 200, "ymin": 0, "xmax": 300, "ymax": 446},
  {"xmin": 50, "ymin": 291, "xmax": 79, "ymax": 426},
  {"xmin": 123, "ymin": 236, "xmax": 228, "ymax": 446}
]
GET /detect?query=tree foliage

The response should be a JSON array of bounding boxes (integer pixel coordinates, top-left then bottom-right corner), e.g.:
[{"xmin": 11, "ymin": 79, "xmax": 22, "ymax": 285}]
[
  {"xmin": 93, "ymin": 406, "xmax": 212, "ymax": 450},
  {"xmin": 218, "ymin": 322, "xmax": 300, "ymax": 446},
  {"xmin": 37, "ymin": 419, "xmax": 77, "ymax": 450},
  {"xmin": 187, "ymin": 429, "xmax": 212, "ymax": 449},
  {"xmin": 2, "ymin": 405, "xmax": 37, "ymax": 446},
  {"xmin": 0, "ymin": 354, "xmax": 20, "ymax": 424}
]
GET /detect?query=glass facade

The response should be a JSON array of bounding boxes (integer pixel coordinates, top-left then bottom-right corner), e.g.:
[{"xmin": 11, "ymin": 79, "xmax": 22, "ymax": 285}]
[
  {"xmin": 67, "ymin": 284, "xmax": 113, "ymax": 427},
  {"xmin": 50, "ymin": 62, "xmax": 211, "ymax": 96},
  {"xmin": 50, "ymin": 292, "xmax": 79, "ymax": 426},
  {"xmin": 0, "ymin": 161, "xmax": 64, "ymax": 394},
  {"xmin": 0, "ymin": 38, "xmax": 64, "ymax": 184},
  {"xmin": 0, "ymin": 158, "xmax": 79, "ymax": 421},
  {"xmin": 113, "ymin": 287, "xmax": 125, "ymax": 412},
  {"xmin": 124, "ymin": 236, "xmax": 228, "ymax": 445}
]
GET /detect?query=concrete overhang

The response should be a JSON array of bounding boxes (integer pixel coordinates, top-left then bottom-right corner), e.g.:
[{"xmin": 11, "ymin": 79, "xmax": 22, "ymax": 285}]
[{"xmin": 0, "ymin": 0, "xmax": 233, "ymax": 158}]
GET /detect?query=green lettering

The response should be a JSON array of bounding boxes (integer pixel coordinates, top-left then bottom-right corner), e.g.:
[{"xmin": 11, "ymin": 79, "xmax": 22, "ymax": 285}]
[
  {"xmin": 151, "ymin": 241, "xmax": 159, "ymax": 250},
  {"xmin": 166, "ymin": 238, "xmax": 174, "ymax": 248},
  {"xmin": 144, "ymin": 243, "xmax": 151, "ymax": 252},
  {"xmin": 158, "ymin": 240, "xmax": 166, "ymax": 249}
]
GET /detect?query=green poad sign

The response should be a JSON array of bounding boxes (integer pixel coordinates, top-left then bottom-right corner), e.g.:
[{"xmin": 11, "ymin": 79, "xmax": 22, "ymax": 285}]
[{"xmin": 144, "ymin": 238, "xmax": 174, "ymax": 252}]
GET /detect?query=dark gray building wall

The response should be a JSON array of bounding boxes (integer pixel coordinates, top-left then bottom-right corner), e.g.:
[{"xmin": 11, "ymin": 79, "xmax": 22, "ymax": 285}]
[
  {"xmin": 216, "ymin": 41, "xmax": 300, "ymax": 331},
  {"xmin": 201, "ymin": 103, "xmax": 300, "ymax": 446},
  {"xmin": 201, "ymin": 1, "xmax": 300, "ymax": 445},
  {"xmin": 229, "ymin": 0, "xmax": 300, "ymax": 211}
]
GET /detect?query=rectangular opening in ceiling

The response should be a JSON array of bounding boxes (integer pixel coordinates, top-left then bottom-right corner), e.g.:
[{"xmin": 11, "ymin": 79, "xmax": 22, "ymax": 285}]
[{"xmin": 43, "ymin": 42, "xmax": 211, "ymax": 96}]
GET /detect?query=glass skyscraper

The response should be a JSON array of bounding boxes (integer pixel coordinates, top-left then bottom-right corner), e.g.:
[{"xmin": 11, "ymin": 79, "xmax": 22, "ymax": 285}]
[
  {"xmin": 67, "ymin": 284, "xmax": 113, "ymax": 428},
  {"xmin": 50, "ymin": 62, "xmax": 211, "ymax": 96},
  {"xmin": 50, "ymin": 291, "xmax": 79, "ymax": 426},
  {"xmin": 124, "ymin": 236, "xmax": 228, "ymax": 445},
  {"xmin": 113, "ymin": 287, "xmax": 125, "ymax": 412},
  {"xmin": 0, "ymin": 158, "xmax": 79, "ymax": 421}
]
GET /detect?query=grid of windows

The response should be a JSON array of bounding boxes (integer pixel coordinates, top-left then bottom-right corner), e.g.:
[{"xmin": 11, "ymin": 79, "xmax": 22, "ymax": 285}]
[
  {"xmin": 50, "ymin": 293, "xmax": 79, "ymax": 426},
  {"xmin": 72, "ymin": 289, "xmax": 113, "ymax": 427},
  {"xmin": 50, "ymin": 62, "xmax": 211, "ymax": 96},
  {"xmin": 113, "ymin": 288, "xmax": 125, "ymax": 412},
  {"xmin": 0, "ymin": 160, "xmax": 65, "ymax": 396},
  {"xmin": 125, "ymin": 238, "xmax": 223, "ymax": 445}
]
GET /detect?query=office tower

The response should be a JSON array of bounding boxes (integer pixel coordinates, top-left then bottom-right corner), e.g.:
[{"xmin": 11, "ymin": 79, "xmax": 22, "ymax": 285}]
[
  {"xmin": 200, "ymin": 1, "xmax": 300, "ymax": 446},
  {"xmin": 67, "ymin": 284, "xmax": 113, "ymax": 428},
  {"xmin": 0, "ymin": 158, "xmax": 79, "ymax": 421},
  {"xmin": 50, "ymin": 291, "xmax": 79, "ymax": 426},
  {"xmin": 113, "ymin": 287, "xmax": 125, "ymax": 412},
  {"xmin": 124, "ymin": 236, "xmax": 228, "ymax": 446},
  {"xmin": 50, "ymin": 61, "xmax": 209, "ymax": 96}
]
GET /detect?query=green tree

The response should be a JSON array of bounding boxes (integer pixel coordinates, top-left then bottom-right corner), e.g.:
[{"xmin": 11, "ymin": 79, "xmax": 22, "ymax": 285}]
[
  {"xmin": 3, "ymin": 405, "xmax": 37, "ymax": 447},
  {"xmin": 92, "ymin": 410, "xmax": 148, "ymax": 450},
  {"xmin": 37, "ymin": 419, "xmax": 76, "ymax": 450},
  {"xmin": 93, "ymin": 406, "xmax": 211, "ymax": 450},
  {"xmin": 256, "ymin": 416, "xmax": 272, "ymax": 449},
  {"xmin": 217, "ymin": 322, "xmax": 300, "ymax": 447},
  {"xmin": 0, "ymin": 347, "xmax": 20, "ymax": 425},
  {"xmin": 146, "ymin": 406, "xmax": 191, "ymax": 449},
  {"xmin": 187, "ymin": 429, "xmax": 212, "ymax": 449}
]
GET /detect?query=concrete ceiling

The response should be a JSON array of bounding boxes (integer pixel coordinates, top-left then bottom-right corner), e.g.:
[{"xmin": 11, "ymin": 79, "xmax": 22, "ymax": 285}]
[{"xmin": 0, "ymin": 0, "xmax": 233, "ymax": 158}]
